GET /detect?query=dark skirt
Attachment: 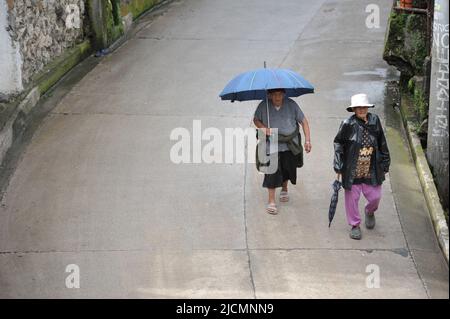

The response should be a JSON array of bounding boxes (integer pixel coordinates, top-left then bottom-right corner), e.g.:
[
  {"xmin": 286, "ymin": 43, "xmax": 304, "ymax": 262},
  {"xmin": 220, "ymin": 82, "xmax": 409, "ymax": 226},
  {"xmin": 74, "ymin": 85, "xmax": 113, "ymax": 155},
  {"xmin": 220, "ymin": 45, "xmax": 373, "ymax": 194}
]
[{"xmin": 262, "ymin": 151, "xmax": 297, "ymax": 188}]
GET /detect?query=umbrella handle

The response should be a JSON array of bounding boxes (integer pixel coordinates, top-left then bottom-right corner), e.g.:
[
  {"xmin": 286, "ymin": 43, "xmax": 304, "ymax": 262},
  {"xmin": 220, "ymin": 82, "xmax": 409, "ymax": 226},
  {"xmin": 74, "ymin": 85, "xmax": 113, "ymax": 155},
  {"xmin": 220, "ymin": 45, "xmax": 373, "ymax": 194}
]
[
  {"xmin": 266, "ymin": 90, "xmax": 270, "ymax": 129},
  {"xmin": 264, "ymin": 61, "xmax": 270, "ymax": 129}
]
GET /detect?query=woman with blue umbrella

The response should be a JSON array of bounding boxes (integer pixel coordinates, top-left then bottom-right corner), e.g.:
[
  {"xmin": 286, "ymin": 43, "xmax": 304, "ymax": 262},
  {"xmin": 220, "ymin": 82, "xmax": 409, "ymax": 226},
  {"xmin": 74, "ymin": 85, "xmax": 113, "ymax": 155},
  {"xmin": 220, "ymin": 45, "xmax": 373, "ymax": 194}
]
[{"xmin": 220, "ymin": 65, "xmax": 314, "ymax": 215}]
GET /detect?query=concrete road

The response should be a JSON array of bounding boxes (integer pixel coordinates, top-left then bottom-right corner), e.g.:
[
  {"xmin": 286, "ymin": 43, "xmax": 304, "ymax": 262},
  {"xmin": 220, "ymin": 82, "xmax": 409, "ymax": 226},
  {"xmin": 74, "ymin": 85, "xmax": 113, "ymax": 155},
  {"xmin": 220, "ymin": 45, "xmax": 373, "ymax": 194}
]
[{"xmin": 0, "ymin": 0, "xmax": 448, "ymax": 298}]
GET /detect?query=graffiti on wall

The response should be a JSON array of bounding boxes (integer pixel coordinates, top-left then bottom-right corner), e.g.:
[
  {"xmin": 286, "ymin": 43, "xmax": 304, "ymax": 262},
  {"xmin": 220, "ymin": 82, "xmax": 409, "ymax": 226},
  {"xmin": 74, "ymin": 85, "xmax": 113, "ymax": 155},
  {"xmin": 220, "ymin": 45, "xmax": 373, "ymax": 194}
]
[{"xmin": 431, "ymin": 19, "xmax": 449, "ymax": 152}]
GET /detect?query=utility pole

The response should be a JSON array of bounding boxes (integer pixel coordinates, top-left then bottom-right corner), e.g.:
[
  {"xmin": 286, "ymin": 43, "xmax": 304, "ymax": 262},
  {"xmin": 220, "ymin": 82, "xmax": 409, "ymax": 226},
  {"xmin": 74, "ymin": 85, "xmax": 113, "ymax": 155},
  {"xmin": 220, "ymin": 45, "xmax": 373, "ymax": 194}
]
[{"xmin": 427, "ymin": 0, "xmax": 449, "ymax": 208}]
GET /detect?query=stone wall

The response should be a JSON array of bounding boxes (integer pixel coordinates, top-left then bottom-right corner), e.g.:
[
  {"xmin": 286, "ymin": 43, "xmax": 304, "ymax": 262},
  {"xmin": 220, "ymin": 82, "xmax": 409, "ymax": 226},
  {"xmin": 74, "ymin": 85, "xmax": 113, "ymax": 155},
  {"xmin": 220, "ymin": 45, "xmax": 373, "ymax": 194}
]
[
  {"xmin": 5, "ymin": 0, "xmax": 88, "ymax": 86},
  {"xmin": 1, "ymin": 0, "xmax": 164, "ymax": 98}
]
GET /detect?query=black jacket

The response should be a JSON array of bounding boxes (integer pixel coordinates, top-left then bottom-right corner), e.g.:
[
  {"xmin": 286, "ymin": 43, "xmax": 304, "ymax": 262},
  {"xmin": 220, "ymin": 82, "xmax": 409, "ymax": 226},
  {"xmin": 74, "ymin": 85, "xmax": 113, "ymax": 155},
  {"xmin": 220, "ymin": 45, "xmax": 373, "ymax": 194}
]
[{"xmin": 333, "ymin": 113, "xmax": 390, "ymax": 190}]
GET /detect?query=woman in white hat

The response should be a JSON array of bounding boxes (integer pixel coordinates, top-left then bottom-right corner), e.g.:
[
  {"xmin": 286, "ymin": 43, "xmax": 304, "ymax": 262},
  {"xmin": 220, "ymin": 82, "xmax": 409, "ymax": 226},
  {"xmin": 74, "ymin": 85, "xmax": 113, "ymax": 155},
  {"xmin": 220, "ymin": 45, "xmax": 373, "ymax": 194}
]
[{"xmin": 333, "ymin": 94, "xmax": 390, "ymax": 240}]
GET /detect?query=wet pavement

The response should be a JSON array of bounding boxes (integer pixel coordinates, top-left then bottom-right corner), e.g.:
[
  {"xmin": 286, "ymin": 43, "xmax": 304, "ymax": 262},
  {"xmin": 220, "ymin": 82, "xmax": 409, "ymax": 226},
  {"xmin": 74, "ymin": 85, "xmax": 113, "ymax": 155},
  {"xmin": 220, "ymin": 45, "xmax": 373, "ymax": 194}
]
[{"xmin": 0, "ymin": 0, "xmax": 448, "ymax": 298}]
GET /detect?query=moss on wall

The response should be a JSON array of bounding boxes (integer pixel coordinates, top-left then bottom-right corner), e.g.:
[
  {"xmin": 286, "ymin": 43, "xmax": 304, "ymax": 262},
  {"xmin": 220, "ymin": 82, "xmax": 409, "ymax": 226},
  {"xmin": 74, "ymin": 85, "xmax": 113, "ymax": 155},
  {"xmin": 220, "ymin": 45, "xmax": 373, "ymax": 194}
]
[
  {"xmin": 35, "ymin": 40, "xmax": 92, "ymax": 95},
  {"xmin": 407, "ymin": 77, "xmax": 429, "ymax": 123},
  {"xmin": 120, "ymin": 0, "xmax": 162, "ymax": 20},
  {"xmin": 88, "ymin": 0, "xmax": 162, "ymax": 49},
  {"xmin": 383, "ymin": 4, "xmax": 430, "ymax": 136},
  {"xmin": 86, "ymin": 0, "xmax": 108, "ymax": 50},
  {"xmin": 405, "ymin": 14, "xmax": 427, "ymax": 73},
  {"xmin": 414, "ymin": 88, "xmax": 427, "ymax": 122},
  {"xmin": 383, "ymin": 11, "xmax": 428, "ymax": 77},
  {"xmin": 106, "ymin": 0, "xmax": 124, "ymax": 46}
]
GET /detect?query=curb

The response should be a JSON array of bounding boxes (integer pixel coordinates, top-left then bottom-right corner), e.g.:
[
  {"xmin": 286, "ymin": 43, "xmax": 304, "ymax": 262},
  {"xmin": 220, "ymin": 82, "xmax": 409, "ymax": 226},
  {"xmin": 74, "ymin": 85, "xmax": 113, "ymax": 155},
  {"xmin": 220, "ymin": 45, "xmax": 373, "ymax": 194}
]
[
  {"xmin": 34, "ymin": 40, "xmax": 92, "ymax": 95},
  {"xmin": 0, "ymin": 40, "xmax": 92, "ymax": 167},
  {"xmin": 398, "ymin": 100, "xmax": 449, "ymax": 264},
  {"xmin": 0, "ymin": 87, "xmax": 39, "ymax": 162}
]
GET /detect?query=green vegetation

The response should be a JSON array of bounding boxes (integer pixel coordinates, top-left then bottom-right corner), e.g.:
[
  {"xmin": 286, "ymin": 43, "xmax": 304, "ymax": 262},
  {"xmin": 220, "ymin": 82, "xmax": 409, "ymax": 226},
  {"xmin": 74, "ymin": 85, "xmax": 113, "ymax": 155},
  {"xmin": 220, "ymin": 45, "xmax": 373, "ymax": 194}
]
[
  {"xmin": 384, "ymin": 12, "xmax": 408, "ymax": 61},
  {"xmin": 106, "ymin": 0, "xmax": 124, "ymax": 46},
  {"xmin": 121, "ymin": 0, "xmax": 160, "ymax": 20},
  {"xmin": 384, "ymin": 9, "xmax": 429, "ymax": 131},
  {"xmin": 384, "ymin": 11, "xmax": 427, "ymax": 76},
  {"xmin": 413, "ymin": 86, "xmax": 428, "ymax": 122},
  {"xmin": 407, "ymin": 78, "xmax": 429, "ymax": 123},
  {"xmin": 35, "ymin": 41, "xmax": 92, "ymax": 95},
  {"xmin": 405, "ymin": 14, "xmax": 427, "ymax": 73}
]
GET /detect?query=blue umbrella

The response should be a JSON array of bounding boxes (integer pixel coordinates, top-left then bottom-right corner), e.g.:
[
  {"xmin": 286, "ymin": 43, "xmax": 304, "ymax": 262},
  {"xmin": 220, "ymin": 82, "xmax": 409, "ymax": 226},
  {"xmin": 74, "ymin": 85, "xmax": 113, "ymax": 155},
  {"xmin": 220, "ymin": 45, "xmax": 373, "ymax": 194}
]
[
  {"xmin": 220, "ymin": 63, "xmax": 314, "ymax": 165},
  {"xmin": 220, "ymin": 64, "xmax": 314, "ymax": 129},
  {"xmin": 219, "ymin": 66, "xmax": 314, "ymax": 102}
]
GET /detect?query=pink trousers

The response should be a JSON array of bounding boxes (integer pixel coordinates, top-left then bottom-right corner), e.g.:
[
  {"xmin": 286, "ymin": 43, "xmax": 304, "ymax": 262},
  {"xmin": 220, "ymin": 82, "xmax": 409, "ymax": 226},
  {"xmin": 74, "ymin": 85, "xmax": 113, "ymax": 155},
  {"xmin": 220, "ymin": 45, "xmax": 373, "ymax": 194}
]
[{"xmin": 344, "ymin": 184, "xmax": 382, "ymax": 226}]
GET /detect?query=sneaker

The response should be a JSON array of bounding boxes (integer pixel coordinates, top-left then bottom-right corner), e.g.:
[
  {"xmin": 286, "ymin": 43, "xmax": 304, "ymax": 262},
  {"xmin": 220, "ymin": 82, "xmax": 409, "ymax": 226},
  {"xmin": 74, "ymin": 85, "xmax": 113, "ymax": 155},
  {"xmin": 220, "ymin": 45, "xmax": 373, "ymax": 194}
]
[
  {"xmin": 350, "ymin": 225, "xmax": 362, "ymax": 240},
  {"xmin": 365, "ymin": 210, "xmax": 376, "ymax": 229}
]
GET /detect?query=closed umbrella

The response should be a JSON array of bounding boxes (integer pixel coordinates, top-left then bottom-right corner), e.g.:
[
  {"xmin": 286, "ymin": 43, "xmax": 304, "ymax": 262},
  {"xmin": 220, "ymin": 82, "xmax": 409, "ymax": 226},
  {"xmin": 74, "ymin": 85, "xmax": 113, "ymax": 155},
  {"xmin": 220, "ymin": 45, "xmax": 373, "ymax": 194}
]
[{"xmin": 328, "ymin": 179, "xmax": 342, "ymax": 227}]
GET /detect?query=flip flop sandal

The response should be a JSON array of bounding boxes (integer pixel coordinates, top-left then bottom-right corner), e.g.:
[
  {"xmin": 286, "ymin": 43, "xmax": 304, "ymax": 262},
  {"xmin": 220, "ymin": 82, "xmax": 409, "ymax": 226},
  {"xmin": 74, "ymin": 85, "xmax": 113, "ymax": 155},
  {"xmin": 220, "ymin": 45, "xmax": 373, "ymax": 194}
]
[
  {"xmin": 267, "ymin": 203, "xmax": 278, "ymax": 215},
  {"xmin": 280, "ymin": 191, "xmax": 289, "ymax": 202}
]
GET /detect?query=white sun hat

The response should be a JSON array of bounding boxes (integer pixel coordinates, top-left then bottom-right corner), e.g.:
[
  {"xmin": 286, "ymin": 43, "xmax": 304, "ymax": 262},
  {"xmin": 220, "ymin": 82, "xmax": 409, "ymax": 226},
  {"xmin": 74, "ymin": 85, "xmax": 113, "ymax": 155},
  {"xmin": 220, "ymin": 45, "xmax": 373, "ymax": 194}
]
[{"xmin": 346, "ymin": 93, "xmax": 375, "ymax": 112}]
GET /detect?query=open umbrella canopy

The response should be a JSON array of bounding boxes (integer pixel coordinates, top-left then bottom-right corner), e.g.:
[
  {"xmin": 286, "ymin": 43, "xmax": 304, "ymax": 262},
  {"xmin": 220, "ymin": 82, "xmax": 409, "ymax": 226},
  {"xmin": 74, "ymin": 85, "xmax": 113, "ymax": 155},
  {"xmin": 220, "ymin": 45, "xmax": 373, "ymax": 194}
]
[{"xmin": 219, "ymin": 67, "xmax": 314, "ymax": 102}]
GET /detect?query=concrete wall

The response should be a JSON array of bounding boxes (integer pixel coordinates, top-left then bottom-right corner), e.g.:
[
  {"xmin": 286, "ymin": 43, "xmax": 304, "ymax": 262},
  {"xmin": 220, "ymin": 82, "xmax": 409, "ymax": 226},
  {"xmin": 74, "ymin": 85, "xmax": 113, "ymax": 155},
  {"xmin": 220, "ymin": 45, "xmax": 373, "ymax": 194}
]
[{"xmin": 0, "ymin": 0, "xmax": 23, "ymax": 98}]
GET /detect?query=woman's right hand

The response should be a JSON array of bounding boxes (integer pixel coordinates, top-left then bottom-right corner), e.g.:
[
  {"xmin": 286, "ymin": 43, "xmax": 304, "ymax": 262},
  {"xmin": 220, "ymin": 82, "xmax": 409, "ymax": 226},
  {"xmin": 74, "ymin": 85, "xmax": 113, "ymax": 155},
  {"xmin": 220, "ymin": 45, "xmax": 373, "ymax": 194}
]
[
  {"xmin": 336, "ymin": 173, "xmax": 342, "ymax": 181},
  {"xmin": 263, "ymin": 128, "xmax": 272, "ymax": 136}
]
